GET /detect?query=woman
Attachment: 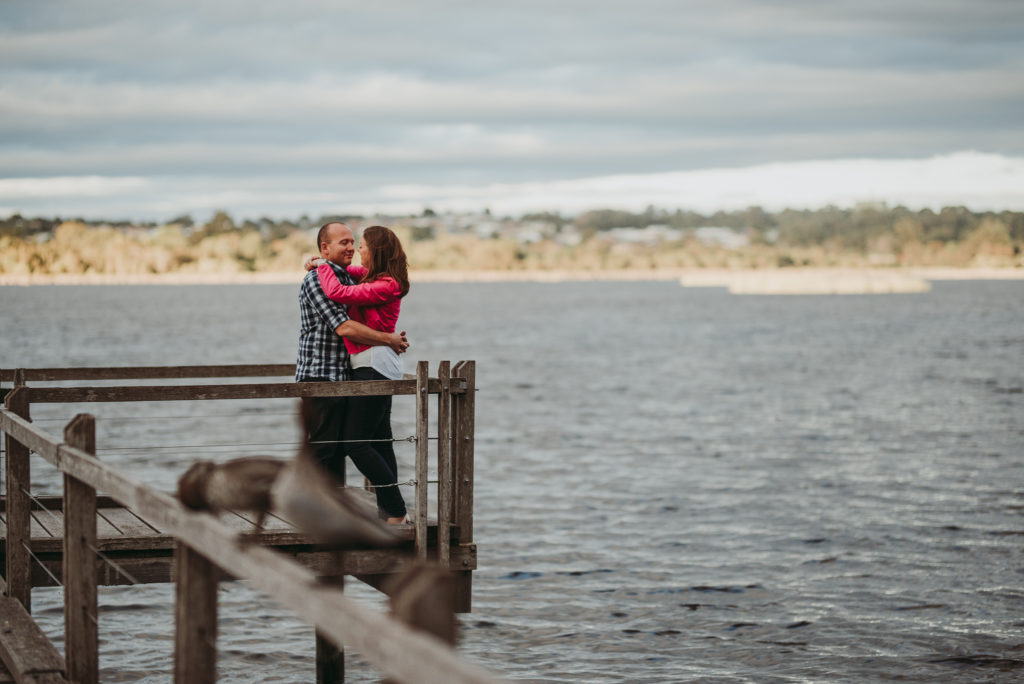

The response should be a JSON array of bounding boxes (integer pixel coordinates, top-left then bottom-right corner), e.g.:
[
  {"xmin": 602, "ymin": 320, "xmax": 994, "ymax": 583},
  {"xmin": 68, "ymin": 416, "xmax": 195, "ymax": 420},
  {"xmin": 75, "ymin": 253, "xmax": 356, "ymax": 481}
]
[{"xmin": 306, "ymin": 225, "xmax": 410, "ymax": 524}]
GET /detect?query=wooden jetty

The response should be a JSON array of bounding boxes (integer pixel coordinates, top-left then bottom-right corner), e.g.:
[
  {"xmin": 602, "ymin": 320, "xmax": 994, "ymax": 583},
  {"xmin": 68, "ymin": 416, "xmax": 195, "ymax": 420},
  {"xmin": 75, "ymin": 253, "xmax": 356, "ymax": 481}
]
[{"xmin": 0, "ymin": 362, "xmax": 497, "ymax": 684}]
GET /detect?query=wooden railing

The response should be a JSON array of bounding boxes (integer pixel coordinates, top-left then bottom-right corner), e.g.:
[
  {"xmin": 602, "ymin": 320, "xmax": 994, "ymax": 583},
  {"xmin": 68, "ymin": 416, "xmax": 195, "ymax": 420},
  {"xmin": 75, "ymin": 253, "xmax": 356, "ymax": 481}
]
[{"xmin": 0, "ymin": 362, "xmax": 492, "ymax": 684}]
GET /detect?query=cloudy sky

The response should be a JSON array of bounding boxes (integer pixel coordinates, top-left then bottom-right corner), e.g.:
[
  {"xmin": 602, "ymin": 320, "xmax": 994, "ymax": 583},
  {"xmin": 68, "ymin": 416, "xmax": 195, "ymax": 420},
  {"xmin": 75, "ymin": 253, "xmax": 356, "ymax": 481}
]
[{"xmin": 1, "ymin": 0, "xmax": 1022, "ymax": 221}]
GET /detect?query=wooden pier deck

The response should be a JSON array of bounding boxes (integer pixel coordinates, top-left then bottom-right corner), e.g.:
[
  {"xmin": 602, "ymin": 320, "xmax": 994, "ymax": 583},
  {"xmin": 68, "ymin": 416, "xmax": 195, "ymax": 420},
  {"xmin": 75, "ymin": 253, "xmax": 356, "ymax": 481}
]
[
  {"xmin": 0, "ymin": 492, "xmax": 472, "ymax": 589},
  {"xmin": 0, "ymin": 362, "xmax": 494, "ymax": 684}
]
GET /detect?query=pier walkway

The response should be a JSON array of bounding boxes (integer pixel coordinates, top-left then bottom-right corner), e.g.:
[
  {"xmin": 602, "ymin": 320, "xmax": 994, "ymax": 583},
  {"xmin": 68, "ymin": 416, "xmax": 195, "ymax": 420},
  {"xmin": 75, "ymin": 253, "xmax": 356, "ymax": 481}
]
[{"xmin": 0, "ymin": 363, "xmax": 495, "ymax": 683}]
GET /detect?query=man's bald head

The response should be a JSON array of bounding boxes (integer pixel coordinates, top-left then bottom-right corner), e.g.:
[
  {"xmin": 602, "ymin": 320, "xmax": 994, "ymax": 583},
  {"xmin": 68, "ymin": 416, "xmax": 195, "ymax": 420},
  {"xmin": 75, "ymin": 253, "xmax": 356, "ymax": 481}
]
[
  {"xmin": 317, "ymin": 222, "xmax": 356, "ymax": 267},
  {"xmin": 317, "ymin": 221, "xmax": 350, "ymax": 251}
]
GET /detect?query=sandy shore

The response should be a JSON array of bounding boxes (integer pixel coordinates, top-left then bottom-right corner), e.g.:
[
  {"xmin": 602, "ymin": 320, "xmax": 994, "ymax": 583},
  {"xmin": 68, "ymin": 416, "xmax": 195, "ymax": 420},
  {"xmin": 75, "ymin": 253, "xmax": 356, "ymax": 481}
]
[
  {"xmin": 680, "ymin": 267, "xmax": 1024, "ymax": 294},
  {"xmin": 0, "ymin": 267, "xmax": 1021, "ymax": 288}
]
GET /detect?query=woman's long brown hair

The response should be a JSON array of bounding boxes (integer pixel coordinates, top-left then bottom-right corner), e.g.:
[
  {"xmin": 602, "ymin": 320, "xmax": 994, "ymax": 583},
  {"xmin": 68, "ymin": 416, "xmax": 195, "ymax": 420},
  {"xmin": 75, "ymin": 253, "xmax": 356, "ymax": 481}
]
[{"xmin": 359, "ymin": 225, "xmax": 410, "ymax": 297}]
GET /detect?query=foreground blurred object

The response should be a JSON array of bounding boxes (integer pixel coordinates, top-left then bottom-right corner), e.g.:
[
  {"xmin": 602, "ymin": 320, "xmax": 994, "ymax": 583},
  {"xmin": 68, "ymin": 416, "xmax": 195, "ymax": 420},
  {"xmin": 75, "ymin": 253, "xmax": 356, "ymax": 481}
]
[
  {"xmin": 271, "ymin": 441, "xmax": 400, "ymax": 548},
  {"xmin": 177, "ymin": 456, "xmax": 286, "ymax": 537}
]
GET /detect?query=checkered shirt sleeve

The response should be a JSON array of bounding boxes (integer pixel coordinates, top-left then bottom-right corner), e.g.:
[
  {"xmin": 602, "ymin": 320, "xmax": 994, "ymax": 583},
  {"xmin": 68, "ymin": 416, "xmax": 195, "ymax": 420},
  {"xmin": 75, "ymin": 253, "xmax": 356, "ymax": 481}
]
[{"xmin": 295, "ymin": 264, "xmax": 354, "ymax": 381}]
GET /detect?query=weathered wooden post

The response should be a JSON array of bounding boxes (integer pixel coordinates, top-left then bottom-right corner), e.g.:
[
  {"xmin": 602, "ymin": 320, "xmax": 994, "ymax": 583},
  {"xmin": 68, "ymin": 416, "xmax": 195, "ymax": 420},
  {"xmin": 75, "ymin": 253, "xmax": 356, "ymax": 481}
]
[
  {"xmin": 389, "ymin": 563, "xmax": 457, "ymax": 646},
  {"xmin": 316, "ymin": 574, "xmax": 344, "ymax": 684},
  {"xmin": 63, "ymin": 414, "xmax": 99, "ymax": 684},
  {"xmin": 383, "ymin": 562, "xmax": 458, "ymax": 684},
  {"xmin": 174, "ymin": 542, "xmax": 218, "ymax": 683},
  {"xmin": 414, "ymin": 361, "xmax": 429, "ymax": 559},
  {"xmin": 315, "ymin": 629, "xmax": 344, "ymax": 684},
  {"xmin": 451, "ymin": 361, "xmax": 476, "ymax": 612},
  {"xmin": 4, "ymin": 370, "xmax": 31, "ymax": 611},
  {"xmin": 436, "ymin": 361, "xmax": 452, "ymax": 568}
]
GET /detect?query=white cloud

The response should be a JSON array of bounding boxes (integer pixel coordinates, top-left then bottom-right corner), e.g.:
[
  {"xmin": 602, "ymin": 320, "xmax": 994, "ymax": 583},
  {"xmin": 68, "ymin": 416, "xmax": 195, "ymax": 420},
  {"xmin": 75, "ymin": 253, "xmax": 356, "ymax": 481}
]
[
  {"xmin": 0, "ymin": 176, "xmax": 148, "ymax": 199},
  {"xmin": 371, "ymin": 152, "xmax": 1024, "ymax": 215},
  {"xmin": 2, "ymin": 151, "xmax": 1020, "ymax": 221}
]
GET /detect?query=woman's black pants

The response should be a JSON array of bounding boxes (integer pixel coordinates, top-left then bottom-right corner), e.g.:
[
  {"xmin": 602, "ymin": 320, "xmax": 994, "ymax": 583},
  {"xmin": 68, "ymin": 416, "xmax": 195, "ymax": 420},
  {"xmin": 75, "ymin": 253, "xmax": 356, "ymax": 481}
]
[{"xmin": 343, "ymin": 366, "xmax": 407, "ymax": 518}]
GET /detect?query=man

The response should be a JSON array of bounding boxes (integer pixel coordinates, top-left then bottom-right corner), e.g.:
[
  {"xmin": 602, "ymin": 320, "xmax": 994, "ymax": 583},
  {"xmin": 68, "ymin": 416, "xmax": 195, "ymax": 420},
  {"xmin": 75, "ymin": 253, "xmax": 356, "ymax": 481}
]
[{"xmin": 296, "ymin": 221, "xmax": 408, "ymax": 475}]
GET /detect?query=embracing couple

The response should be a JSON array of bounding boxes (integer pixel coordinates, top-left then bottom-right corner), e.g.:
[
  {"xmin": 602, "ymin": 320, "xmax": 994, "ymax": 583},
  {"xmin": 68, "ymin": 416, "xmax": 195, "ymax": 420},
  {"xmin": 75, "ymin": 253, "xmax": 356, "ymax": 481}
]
[{"xmin": 295, "ymin": 221, "xmax": 411, "ymax": 524}]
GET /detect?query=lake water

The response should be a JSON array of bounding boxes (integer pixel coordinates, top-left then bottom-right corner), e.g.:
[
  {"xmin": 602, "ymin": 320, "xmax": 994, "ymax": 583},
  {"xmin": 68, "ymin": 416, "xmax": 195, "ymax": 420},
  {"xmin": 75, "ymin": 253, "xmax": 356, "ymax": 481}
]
[{"xmin": 1, "ymin": 279, "xmax": 1023, "ymax": 682}]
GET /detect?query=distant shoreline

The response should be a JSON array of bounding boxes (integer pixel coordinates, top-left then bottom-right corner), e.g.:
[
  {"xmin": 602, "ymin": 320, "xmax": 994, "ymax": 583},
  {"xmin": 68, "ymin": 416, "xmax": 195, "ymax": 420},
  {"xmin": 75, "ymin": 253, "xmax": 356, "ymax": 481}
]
[{"xmin": 0, "ymin": 266, "xmax": 1022, "ymax": 287}]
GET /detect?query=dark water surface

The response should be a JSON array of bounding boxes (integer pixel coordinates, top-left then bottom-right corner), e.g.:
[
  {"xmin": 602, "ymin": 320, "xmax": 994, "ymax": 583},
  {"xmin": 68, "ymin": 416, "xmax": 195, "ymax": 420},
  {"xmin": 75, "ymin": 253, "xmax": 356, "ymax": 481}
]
[{"xmin": 2, "ymin": 280, "xmax": 1023, "ymax": 682}]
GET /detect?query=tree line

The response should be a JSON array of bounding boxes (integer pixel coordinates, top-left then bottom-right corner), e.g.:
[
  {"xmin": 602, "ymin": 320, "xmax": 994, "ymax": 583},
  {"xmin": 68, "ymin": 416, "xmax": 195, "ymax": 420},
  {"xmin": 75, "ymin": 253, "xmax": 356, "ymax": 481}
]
[
  {"xmin": 1, "ymin": 204, "xmax": 1021, "ymax": 277},
  {"xmin": 567, "ymin": 204, "xmax": 1024, "ymax": 248}
]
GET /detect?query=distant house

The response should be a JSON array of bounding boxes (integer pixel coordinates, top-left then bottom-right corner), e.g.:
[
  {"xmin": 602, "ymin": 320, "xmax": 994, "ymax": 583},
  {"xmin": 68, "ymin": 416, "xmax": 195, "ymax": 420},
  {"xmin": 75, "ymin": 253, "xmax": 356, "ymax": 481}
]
[
  {"xmin": 554, "ymin": 229, "xmax": 583, "ymax": 246},
  {"xmin": 693, "ymin": 227, "xmax": 750, "ymax": 249},
  {"xmin": 473, "ymin": 220, "xmax": 502, "ymax": 239},
  {"xmin": 604, "ymin": 224, "xmax": 684, "ymax": 246}
]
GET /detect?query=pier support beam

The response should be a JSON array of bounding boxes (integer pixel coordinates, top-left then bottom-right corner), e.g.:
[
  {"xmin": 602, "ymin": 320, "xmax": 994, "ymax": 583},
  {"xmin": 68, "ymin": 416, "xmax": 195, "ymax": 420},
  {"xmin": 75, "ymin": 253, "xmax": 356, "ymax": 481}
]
[
  {"xmin": 316, "ymin": 575, "xmax": 344, "ymax": 684},
  {"xmin": 415, "ymin": 362, "xmax": 429, "ymax": 559},
  {"xmin": 174, "ymin": 542, "xmax": 218, "ymax": 684},
  {"xmin": 437, "ymin": 361, "xmax": 452, "ymax": 569},
  {"xmin": 451, "ymin": 361, "xmax": 476, "ymax": 612}
]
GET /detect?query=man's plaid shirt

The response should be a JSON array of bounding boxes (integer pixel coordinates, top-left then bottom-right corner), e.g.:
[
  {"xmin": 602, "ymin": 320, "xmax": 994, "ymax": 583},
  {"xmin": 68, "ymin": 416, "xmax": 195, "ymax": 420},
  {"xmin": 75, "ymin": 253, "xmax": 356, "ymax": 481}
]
[{"xmin": 295, "ymin": 262, "xmax": 355, "ymax": 381}]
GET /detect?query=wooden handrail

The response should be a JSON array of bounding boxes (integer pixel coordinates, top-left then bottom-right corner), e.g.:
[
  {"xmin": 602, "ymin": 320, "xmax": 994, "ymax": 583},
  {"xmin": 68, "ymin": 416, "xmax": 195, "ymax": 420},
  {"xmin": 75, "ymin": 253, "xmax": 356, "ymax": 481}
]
[
  {"xmin": 0, "ymin": 364, "xmax": 297, "ymax": 382},
  {"xmin": 27, "ymin": 380, "xmax": 414, "ymax": 403},
  {"xmin": 0, "ymin": 401, "xmax": 497, "ymax": 683},
  {"xmin": 14, "ymin": 379, "xmax": 463, "ymax": 404}
]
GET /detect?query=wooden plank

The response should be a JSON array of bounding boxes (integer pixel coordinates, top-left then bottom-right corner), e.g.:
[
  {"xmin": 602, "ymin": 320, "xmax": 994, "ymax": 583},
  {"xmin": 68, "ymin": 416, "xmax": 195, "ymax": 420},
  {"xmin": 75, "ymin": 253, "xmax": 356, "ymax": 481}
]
[
  {"xmin": 0, "ymin": 494, "xmax": 123, "ymax": 512},
  {"xmin": 7, "ymin": 509, "xmax": 117, "ymax": 540},
  {"xmin": 0, "ymin": 364, "xmax": 296, "ymax": 382},
  {"xmin": 7, "ymin": 521, "xmax": 424, "ymax": 553},
  {"xmin": 30, "ymin": 511, "xmax": 57, "ymax": 538},
  {"xmin": 0, "ymin": 596, "xmax": 66, "ymax": 683},
  {"xmin": 16, "ymin": 517, "xmax": 450, "ymax": 566},
  {"xmin": 415, "ymin": 362, "xmax": 429, "ymax": 560},
  {"xmin": 450, "ymin": 361, "xmax": 464, "ymax": 533},
  {"xmin": 436, "ymin": 361, "xmax": 452, "ymax": 568},
  {"xmin": 223, "ymin": 509, "xmax": 284, "ymax": 532},
  {"xmin": 174, "ymin": 542, "xmax": 219, "ymax": 684},
  {"xmin": 16, "ymin": 509, "xmax": 137, "ymax": 540},
  {"xmin": 294, "ymin": 543, "xmax": 475, "ymax": 578},
  {"xmin": 100, "ymin": 507, "xmax": 162, "ymax": 536},
  {"xmin": 25, "ymin": 378, "xmax": 438, "ymax": 404},
  {"xmin": 220, "ymin": 512, "xmax": 261, "ymax": 534},
  {"xmin": 26, "ymin": 543, "xmax": 475, "ymax": 589},
  {"xmin": 452, "ymin": 361, "xmax": 475, "ymax": 544},
  {"xmin": 63, "ymin": 414, "xmax": 99, "ymax": 684},
  {"xmin": 14, "ymin": 518, "xmax": 442, "ymax": 560},
  {"xmin": 451, "ymin": 361, "xmax": 476, "ymax": 613},
  {"xmin": 7, "ymin": 507, "xmax": 423, "ymax": 548},
  {"xmin": 0, "ymin": 659, "xmax": 15, "ymax": 684},
  {"xmin": 94, "ymin": 510, "xmax": 128, "ymax": 537},
  {"xmin": 4, "ymin": 386, "xmax": 33, "ymax": 611},
  {"xmin": 17, "ymin": 533, "xmax": 179, "ymax": 554},
  {"xmin": 0, "ymin": 364, "xmax": 461, "ymax": 388},
  {"xmin": 226, "ymin": 509, "xmax": 296, "ymax": 533},
  {"xmin": 250, "ymin": 511, "xmax": 292, "ymax": 532}
]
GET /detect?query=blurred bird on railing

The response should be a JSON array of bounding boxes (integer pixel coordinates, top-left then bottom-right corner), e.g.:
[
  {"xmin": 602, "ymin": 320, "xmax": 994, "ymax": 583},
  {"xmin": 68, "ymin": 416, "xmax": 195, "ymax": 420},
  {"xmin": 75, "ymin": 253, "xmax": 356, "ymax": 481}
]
[{"xmin": 178, "ymin": 456, "xmax": 285, "ymax": 539}]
